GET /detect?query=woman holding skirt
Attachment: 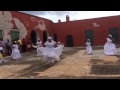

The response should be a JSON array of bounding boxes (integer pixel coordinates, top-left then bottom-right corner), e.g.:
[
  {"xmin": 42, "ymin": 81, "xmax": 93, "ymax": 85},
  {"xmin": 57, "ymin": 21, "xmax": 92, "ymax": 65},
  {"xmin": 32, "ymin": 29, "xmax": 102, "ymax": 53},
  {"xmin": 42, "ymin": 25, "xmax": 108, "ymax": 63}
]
[
  {"xmin": 42, "ymin": 37, "xmax": 60, "ymax": 66},
  {"xmin": 11, "ymin": 41, "xmax": 21, "ymax": 60},
  {"xmin": 104, "ymin": 34, "xmax": 117, "ymax": 55}
]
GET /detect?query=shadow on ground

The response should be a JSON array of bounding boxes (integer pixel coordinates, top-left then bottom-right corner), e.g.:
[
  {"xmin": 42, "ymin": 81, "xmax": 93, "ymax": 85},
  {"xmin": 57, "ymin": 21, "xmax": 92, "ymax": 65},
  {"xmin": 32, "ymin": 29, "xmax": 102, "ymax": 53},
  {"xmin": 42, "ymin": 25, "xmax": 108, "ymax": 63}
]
[{"xmin": 3, "ymin": 49, "xmax": 79, "ymax": 79}]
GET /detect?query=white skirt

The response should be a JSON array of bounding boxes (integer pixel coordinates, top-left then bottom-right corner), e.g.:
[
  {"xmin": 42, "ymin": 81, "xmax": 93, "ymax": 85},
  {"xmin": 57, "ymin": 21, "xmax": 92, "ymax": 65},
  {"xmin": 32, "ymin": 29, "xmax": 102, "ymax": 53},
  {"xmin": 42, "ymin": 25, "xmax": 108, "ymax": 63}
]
[
  {"xmin": 11, "ymin": 49, "xmax": 21, "ymax": 59},
  {"xmin": 86, "ymin": 46, "xmax": 92, "ymax": 54},
  {"xmin": 37, "ymin": 47, "xmax": 43, "ymax": 56},
  {"xmin": 0, "ymin": 47, "xmax": 3, "ymax": 50},
  {"xmin": 104, "ymin": 43, "xmax": 117, "ymax": 55},
  {"xmin": 54, "ymin": 45, "xmax": 64, "ymax": 56},
  {"xmin": 42, "ymin": 47, "xmax": 60, "ymax": 62}
]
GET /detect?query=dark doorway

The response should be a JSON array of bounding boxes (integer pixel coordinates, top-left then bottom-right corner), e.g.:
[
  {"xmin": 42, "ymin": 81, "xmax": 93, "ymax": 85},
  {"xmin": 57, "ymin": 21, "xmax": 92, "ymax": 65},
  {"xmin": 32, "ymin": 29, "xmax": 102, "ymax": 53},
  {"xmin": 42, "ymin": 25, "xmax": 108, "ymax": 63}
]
[
  {"xmin": 31, "ymin": 30, "xmax": 37, "ymax": 45},
  {"xmin": 43, "ymin": 31, "xmax": 47, "ymax": 43},
  {"xmin": 53, "ymin": 34, "xmax": 57, "ymax": 42},
  {"xmin": 109, "ymin": 27, "xmax": 119, "ymax": 44},
  {"xmin": 85, "ymin": 30, "xmax": 94, "ymax": 45},
  {"xmin": 66, "ymin": 35, "xmax": 74, "ymax": 47}
]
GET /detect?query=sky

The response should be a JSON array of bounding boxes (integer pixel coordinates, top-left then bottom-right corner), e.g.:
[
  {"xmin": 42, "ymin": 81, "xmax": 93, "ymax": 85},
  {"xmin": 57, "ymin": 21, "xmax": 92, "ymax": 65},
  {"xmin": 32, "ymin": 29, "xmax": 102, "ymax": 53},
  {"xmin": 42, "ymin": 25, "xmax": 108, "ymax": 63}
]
[{"xmin": 19, "ymin": 11, "xmax": 120, "ymax": 23}]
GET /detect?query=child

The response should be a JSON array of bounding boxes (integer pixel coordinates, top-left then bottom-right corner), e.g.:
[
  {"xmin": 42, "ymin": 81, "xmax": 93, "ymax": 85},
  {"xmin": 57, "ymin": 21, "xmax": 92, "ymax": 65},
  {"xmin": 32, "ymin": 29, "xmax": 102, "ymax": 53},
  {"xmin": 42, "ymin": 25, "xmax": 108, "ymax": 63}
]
[{"xmin": 0, "ymin": 52, "xmax": 3, "ymax": 63}]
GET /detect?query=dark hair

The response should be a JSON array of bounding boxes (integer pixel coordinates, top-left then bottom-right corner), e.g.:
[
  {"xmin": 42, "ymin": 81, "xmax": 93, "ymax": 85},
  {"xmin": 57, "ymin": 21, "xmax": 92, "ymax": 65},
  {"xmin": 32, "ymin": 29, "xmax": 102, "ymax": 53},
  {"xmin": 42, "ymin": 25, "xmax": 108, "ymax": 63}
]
[{"xmin": 13, "ymin": 42, "xmax": 15, "ymax": 44}]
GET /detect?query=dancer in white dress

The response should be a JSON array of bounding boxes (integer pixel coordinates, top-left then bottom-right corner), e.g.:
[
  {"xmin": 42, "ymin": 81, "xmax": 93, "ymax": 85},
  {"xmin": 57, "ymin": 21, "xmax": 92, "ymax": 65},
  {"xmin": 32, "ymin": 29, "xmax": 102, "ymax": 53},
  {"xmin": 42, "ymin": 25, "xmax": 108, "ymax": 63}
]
[
  {"xmin": 42, "ymin": 37, "xmax": 60, "ymax": 66},
  {"xmin": 85, "ymin": 39, "xmax": 92, "ymax": 55},
  {"xmin": 54, "ymin": 42, "xmax": 64, "ymax": 57},
  {"xmin": 104, "ymin": 34, "xmax": 117, "ymax": 55},
  {"xmin": 36, "ymin": 40, "xmax": 43, "ymax": 57},
  {"xmin": 11, "ymin": 41, "xmax": 21, "ymax": 60}
]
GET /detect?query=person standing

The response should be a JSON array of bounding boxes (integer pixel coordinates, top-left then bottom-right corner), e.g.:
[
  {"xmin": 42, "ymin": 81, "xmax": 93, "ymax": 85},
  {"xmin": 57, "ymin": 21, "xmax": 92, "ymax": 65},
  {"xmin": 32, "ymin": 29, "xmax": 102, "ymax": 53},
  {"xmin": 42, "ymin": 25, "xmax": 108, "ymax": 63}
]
[
  {"xmin": 36, "ymin": 39, "xmax": 43, "ymax": 57},
  {"xmin": 22, "ymin": 38, "xmax": 27, "ymax": 53},
  {"xmin": 17, "ymin": 38, "xmax": 22, "ymax": 53},
  {"xmin": 85, "ymin": 39, "xmax": 92, "ymax": 55},
  {"xmin": 0, "ymin": 38, "xmax": 5, "ymax": 56},
  {"xmin": 5, "ymin": 39, "xmax": 12, "ymax": 55},
  {"xmin": 27, "ymin": 38, "xmax": 32, "ymax": 52},
  {"xmin": 0, "ymin": 39, "xmax": 4, "ymax": 56}
]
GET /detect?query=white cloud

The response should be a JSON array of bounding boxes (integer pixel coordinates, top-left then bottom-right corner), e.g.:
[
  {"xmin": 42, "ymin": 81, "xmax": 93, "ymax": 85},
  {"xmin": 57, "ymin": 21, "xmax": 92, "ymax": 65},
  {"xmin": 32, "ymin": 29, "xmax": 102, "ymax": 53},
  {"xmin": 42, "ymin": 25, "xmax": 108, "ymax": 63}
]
[{"xmin": 21, "ymin": 11, "xmax": 120, "ymax": 23}]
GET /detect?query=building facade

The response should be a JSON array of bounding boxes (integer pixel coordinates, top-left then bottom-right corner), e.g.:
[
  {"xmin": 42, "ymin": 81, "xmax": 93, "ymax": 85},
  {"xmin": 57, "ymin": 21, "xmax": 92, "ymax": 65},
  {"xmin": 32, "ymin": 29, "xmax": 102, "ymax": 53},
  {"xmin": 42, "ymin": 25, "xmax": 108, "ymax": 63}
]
[{"xmin": 0, "ymin": 11, "xmax": 120, "ymax": 46}]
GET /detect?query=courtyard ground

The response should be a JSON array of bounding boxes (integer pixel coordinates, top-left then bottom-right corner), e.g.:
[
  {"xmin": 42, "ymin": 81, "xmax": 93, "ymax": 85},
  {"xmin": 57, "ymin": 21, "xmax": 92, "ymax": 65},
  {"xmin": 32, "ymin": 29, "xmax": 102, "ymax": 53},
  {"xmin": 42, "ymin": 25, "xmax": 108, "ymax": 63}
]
[{"xmin": 1, "ymin": 46, "xmax": 120, "ymax": 79}]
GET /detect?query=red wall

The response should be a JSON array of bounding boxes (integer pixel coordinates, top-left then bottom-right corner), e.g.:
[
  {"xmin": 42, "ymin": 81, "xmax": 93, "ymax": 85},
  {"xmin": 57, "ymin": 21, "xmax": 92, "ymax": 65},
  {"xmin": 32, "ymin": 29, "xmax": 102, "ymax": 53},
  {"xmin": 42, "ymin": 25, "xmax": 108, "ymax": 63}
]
[
  {"xmin": 10, "ymin": 11, "xmax": 53, "ymax": 41},
  {"xmin": 52, "ymin": 16, "xmax": 120, "ymax": 46},
  {"xmin": 8, "ymin": 11, "xmax": 120, "ymax": 46}
]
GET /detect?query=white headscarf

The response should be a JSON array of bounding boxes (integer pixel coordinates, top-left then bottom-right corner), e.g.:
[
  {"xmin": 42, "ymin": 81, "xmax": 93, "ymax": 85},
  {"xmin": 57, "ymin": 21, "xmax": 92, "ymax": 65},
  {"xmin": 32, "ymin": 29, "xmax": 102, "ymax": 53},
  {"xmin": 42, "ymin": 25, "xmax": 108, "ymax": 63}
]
[
  {"xmin": 109, "ymin": 34, "xmax": 112, "ymax": 37},
  {"xmin": 87, "ymin": 39, "xmax": 90, "ymax": 41},
  {"xmin": 48, "ymin": 37, "xmax": 52, "ymax": 40},
  {"xmin": 14, "ymin": 41, "xmax": 17, "ymax": 43}
]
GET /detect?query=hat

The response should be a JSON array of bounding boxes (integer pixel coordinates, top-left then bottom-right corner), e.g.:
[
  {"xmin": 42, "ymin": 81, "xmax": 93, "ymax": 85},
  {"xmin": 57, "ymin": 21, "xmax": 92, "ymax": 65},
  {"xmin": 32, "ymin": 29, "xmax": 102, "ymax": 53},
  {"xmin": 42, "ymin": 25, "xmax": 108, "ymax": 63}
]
[
  {"xmin": 109, "ymin": 34, "xmax": 112, "ymax": 37},
  {"xmin": 48, "ymin": 37, "xmax": 52, "ymax": 40}
]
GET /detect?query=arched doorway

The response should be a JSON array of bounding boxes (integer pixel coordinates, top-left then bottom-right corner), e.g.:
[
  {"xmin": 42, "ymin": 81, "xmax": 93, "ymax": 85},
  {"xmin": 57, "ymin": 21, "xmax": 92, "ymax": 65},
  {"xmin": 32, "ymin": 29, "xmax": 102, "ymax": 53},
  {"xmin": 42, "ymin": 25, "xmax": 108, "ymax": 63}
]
[
  {"xmin": 43, "ymin": 31, "xmax": 48, "ymax": 43},
  {"xmin": 85, "ymin": 30, "xmax": 94, "ymax": 45},
  {"xmin": 31, "ymin": 30, "xmax": 37, "ymax": 45},
  {"xmin": 53, "ymin": 34, "xmax": 57, "ymax": 42},
  {"xmin": 109, "ymin": 27, "xmax": 119, "ymax": 44},
  {"xmin": 66, "ymin": 35, "xmax": 74, "ymax": 47}
]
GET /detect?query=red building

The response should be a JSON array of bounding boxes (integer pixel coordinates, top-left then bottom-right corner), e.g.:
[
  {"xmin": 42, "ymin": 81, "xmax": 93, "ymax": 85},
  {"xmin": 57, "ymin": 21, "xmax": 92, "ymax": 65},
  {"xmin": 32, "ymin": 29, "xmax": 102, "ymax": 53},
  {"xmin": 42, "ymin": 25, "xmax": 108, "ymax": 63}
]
[{"xmin": 0, "ymin": 11, "xmax": 120, "ymax": 46}]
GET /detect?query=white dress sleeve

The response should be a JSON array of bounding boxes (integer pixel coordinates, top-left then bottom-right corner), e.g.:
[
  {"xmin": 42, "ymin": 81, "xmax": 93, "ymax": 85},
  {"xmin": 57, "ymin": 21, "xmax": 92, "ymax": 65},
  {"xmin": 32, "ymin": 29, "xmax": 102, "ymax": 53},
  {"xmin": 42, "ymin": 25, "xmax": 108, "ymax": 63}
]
[
  {"xmin": 44, "ymin": 41, "xmax": 48, "ymax": 46},
  {"xmin": 52, "ymin": 41, "xmax": 56, "ymax": 45},
  {"xmin": 107, "ymin": 38, "xmax": 112, "ymax": 43}
]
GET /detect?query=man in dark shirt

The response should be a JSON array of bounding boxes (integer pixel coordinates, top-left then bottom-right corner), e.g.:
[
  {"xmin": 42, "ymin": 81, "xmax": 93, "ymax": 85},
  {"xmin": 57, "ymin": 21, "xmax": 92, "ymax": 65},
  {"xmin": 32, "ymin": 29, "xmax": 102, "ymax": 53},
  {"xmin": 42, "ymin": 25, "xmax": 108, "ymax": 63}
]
[
  {"xmin": 22, "ymin": 38, "xmax": 27, "ymax": 53},
  {"xmin": 5, "ymin": 39, "xmax": 12, "ymax": 55}
]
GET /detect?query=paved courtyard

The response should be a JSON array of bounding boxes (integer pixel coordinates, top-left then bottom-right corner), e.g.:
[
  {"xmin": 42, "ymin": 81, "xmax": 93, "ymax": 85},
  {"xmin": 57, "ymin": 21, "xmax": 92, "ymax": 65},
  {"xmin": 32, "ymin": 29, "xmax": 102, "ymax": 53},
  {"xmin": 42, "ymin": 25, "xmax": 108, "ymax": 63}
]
[{"xmin": 1, "ymin": 47, "xmax": 120, "ymax": 79}]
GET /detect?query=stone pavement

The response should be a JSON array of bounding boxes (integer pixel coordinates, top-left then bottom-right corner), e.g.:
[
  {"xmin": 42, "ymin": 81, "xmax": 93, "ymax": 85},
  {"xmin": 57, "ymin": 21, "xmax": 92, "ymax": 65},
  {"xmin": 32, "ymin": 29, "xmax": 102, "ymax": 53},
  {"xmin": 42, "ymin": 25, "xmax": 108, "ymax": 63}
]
[
  {"xmin": 37, "ymin": 48, "xmax": 120, "ymax": 79},
  {"xmin": 1, "ymin": 47, "xmax": 120, "ymax": 79}
]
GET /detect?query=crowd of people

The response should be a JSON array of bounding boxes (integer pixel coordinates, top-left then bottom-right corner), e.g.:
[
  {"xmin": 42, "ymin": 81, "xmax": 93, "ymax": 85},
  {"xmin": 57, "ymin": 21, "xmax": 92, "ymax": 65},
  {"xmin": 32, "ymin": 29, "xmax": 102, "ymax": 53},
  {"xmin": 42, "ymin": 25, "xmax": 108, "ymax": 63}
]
[
  {"xmin": 0, "ymin": 38, "xmax": 32, "ymax": 63},
  {"xmin": 0, "ymin": 34, "xmax": 118, "ymax": 65},
  {"xmin": 33, "ymin": 37, "xmax": 64, "ymax": 66},
  {"xmin": 0, "ymin": 37, "xmax": 64, "ymax": 66}
]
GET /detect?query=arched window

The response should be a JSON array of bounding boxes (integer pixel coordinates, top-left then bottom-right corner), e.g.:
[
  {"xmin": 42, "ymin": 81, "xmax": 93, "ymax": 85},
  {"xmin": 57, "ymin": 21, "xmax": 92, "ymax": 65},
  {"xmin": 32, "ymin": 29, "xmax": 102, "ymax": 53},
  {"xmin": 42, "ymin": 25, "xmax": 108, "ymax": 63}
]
[
  {"xmin": 85, "ymin": 30, "xmax": 94, "ymax": 45},
  {"xmin": 31, "ymin": 30, "xmax": 37, "ymax": 45}
]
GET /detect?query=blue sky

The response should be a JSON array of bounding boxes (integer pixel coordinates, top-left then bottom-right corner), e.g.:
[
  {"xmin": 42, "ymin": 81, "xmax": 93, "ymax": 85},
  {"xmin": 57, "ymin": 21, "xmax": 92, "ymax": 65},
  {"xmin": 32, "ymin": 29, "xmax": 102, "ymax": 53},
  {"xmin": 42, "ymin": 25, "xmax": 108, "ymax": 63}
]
[{"xmin": 20, "ymin": 11, "xmax": 120, "ymax": 23}]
